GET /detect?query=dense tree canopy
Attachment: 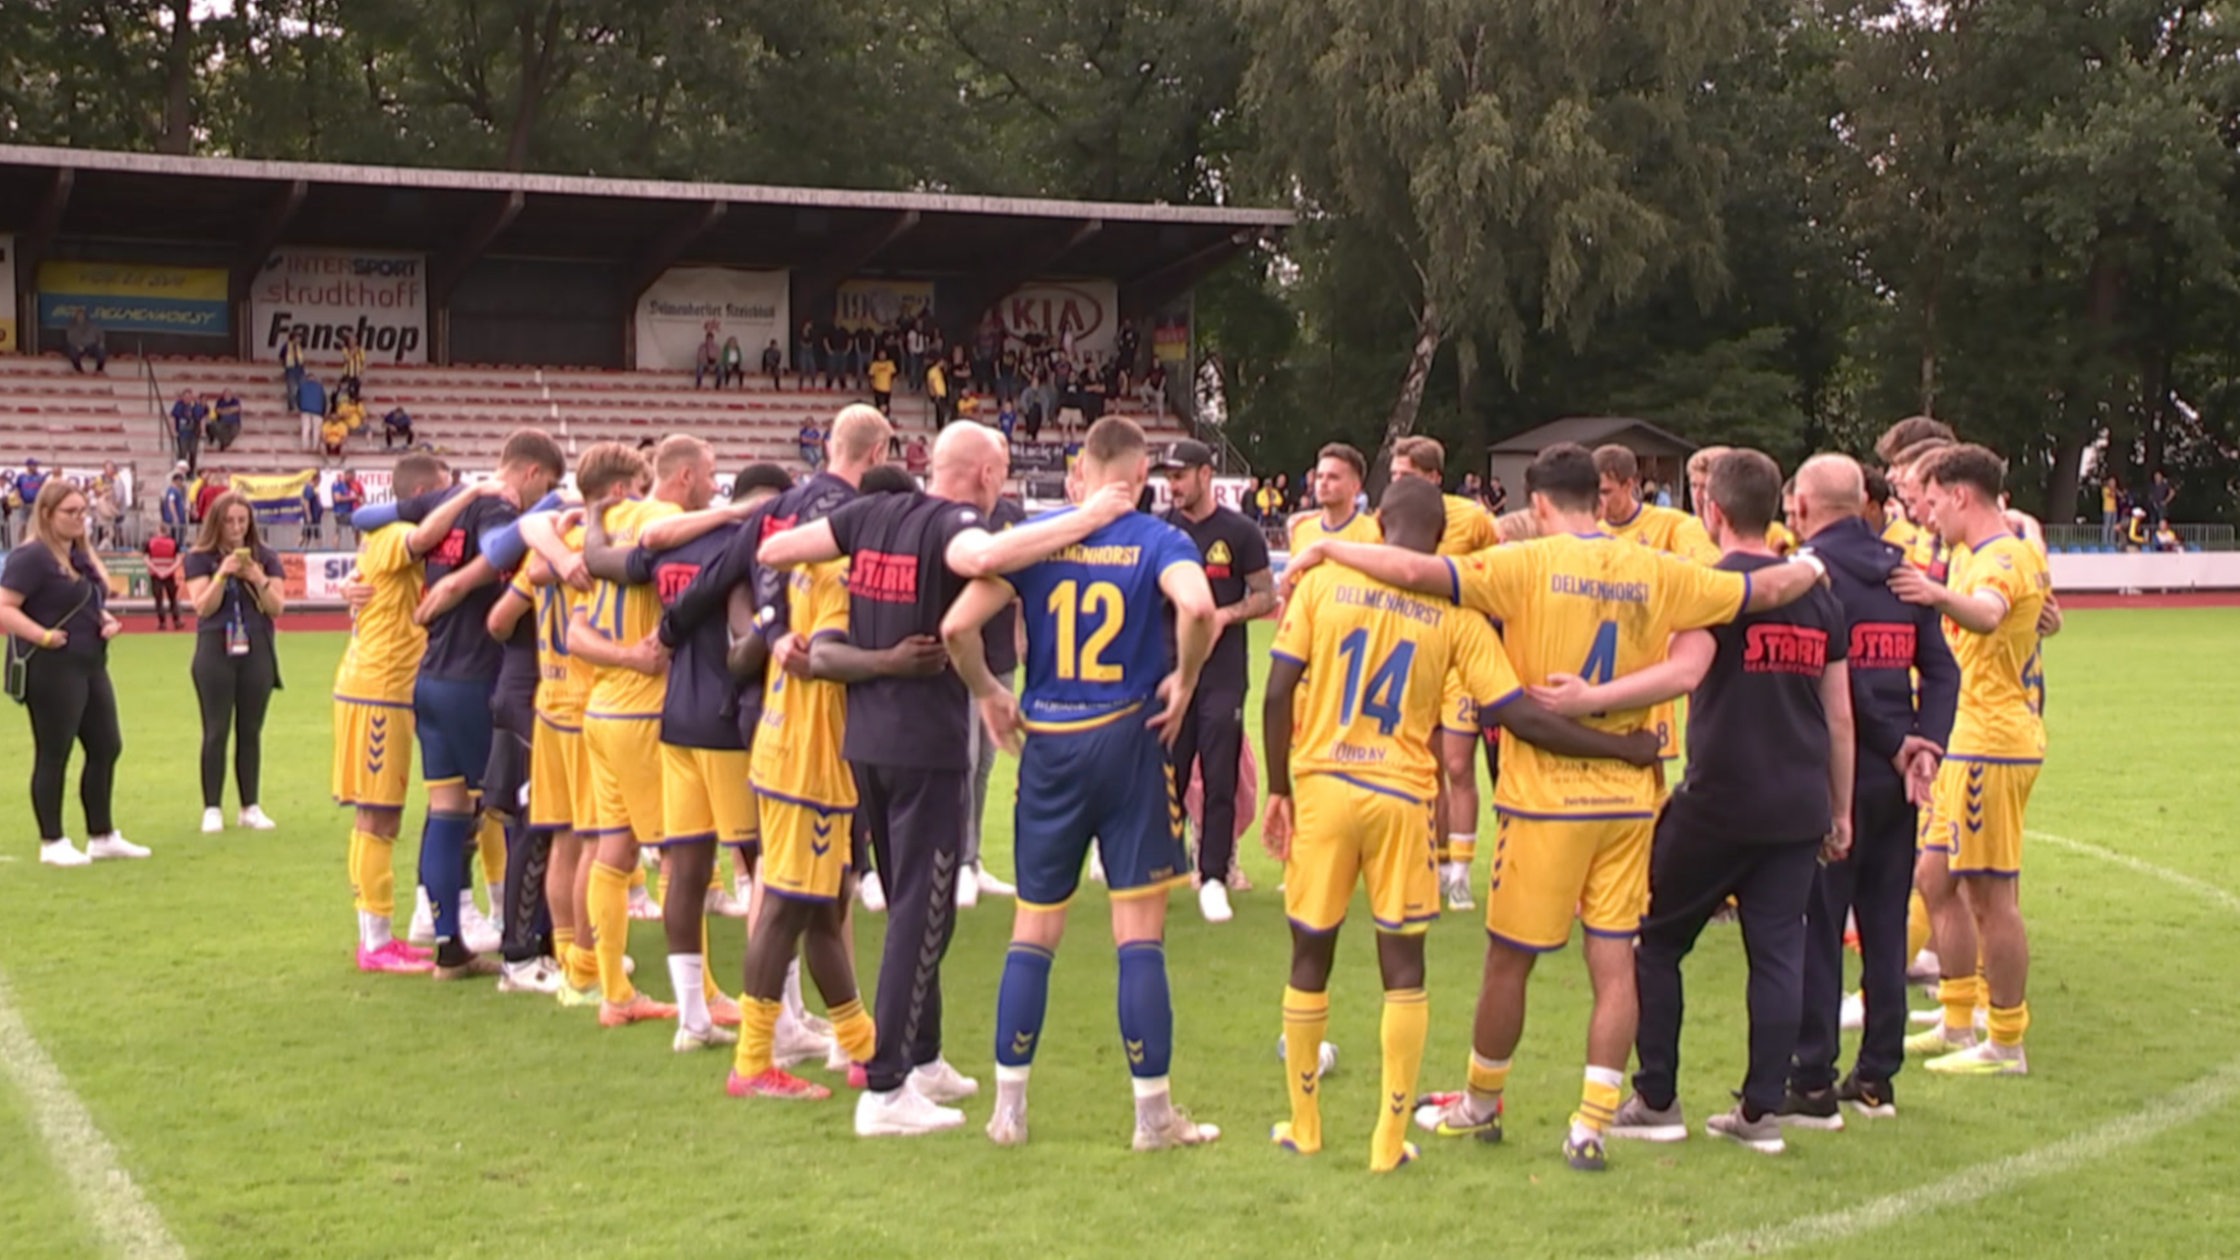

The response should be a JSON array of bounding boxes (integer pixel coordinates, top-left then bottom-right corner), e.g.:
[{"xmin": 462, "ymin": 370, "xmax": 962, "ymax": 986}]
[{"xmin": 2, "ymin": 0, "xmax": 2236, "ymax": 522}]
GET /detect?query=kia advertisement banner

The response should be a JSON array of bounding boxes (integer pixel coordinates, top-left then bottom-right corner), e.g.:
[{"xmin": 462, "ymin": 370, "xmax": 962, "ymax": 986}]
[
  {"xmin": 251, "ymin": 248, "xmax": 428, "ymax": 363},
  {"xmin": 990, "ymin": 279, "xmax": 1118, "ymax": 358}
]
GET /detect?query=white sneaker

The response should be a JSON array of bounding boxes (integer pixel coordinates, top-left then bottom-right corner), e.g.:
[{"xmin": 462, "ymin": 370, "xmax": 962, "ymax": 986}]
[
  {"xmin": 826, "ymin": 1036, "xmax": 857, "ymax": 1074},
  {"xmin": 38, "ymin": 839, "xmax": 91, "ymax": 868},
  {"xmin": 1441, "ymin": 862, "xmax": 1475, "ymax": 912},
  {"xmin": 1087, "ymin": 851, "xmax": 1107, "ymax": 885},
  {"xmin": 236, "ymin": 805, "xmax": 277, "ymax": 831},
  {"xmin": 626, "ymin": 885, "xmax": 662, "ymax": 921},
  {"xmin": 956, "ymin": 870, "xmax": 980, "ymax": 909},
  {"xmin": 706, "ymin": 888, "xmax": 750, "ymax": 919},
  {"xmin": 460, "ymin": 901, "xmax": 503, "ymax": 955},
  {"xmin": 859, "ymin": 871, "xmax": 888, "ymax": 914},
  {"xmin": 86, "ymin": 833, "xmax": 150, "ymax": 861},
  {"xmin": 855, "ymin": 1083, "xmax": 965, "ymax": 1137},
  {"xmin": 497, "ymin": 958, "xmax": 563, "ymax": 995},
  {"xmin": 1840, "ymin": 990, "xmax": 1866, "ymax": 1031},
  {"xmin": 976, "ymin": 866, "xmax": 1017, "ymax": 898},
  {"xmin": 407, "ymin": 888, "xmax": 436, "ymax": 945},
  {"xmin": 200, "ymin": 807, "xmax": 223, "ymax": 834},
  {"xmin": 1273, "ymin": 1034, "xmax": 1339, "ymax": 1077},
  {"xmin": 773, "ymin": 1014, "xmax": 834, "ymax": 1069},
  {"xmin": 909, "ymin": 1057, "xmax": 981, "ymax": 1104},
  {"xmin": 1198, "ymin": 881, "xmax": 1234, "ymax": 924},
  {"xmin": 673, "ymin": 1023, "xmax": 740, "ymax": 1053}
]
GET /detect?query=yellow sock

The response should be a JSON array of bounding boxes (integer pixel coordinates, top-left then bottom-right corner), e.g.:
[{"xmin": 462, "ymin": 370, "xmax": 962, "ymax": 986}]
[
  {"xmin": 553, "ymin": 925, "xmax": 574, "ymax": 963},
  {"xmin": 566, "ymin": 943, "xmax": 599, "ymax": 991},
  {"xmin": 476, "ymin": 813, "xmax": 506, "ymax": 890},
  {"xmin": 588, "ymin": 862, "xmax": 636, "ymax": 1003},
  {"xmin": 829, "ymin": 997, "xmax": 876, "ymax": 1065},
  {"xmin": 1374, "ymin": 989, "xmax": 1429, "ymax": 1172},
  {"xmin": 1466, "ymin": 1051, "xmax": 1510, "ymax": 1101},
  {"xmin": 700, "ymin": 919, "xmax": 724, "ymax": 1002},
  {"xmin": 1432, "ymin": 834, "xmax": 1451, "ymax": 864},
  {"xmin": 734, "ymin": 996, "xmax": 780, "ymax": 1077},
  {"xmin": 1448, "ymin": 834, "xmax": 1477, "ymax": 866},
  {"xmin": 1988, "ymin": 1002, "xmax": 2030, "ymax": 1047},
  {"xmin": 1280, "ymin": 986, "xmax": 1329, "ymax": 1154},
  {"xmin": 1939, "ymin": 975, "xmax": 1983, "ymax": 1032},
  {"xmin": 1906, "ymin": 890, "xmax": 1931, "ymax": 962},
  {"xmin": 1572, "ymin": 1067, "xmax": 1622, "ymax": 1135},
  {"xmin": 347, "ymin": 829, "xmax": 366, "ymax": 912}
]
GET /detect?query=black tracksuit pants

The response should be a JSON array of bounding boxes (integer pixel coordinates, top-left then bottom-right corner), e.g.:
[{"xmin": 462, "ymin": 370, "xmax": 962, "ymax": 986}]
[
  {"xmin": 1794, "ymin": 783, "xmax": 1915, "ymax": 1091},
  {"xmin": 858, "ymin": 764, "xmax": 967, "ymax": 1094},
  {"xmin": 1169, "ymin": 685, "xmax": 1244, "ymax": 882},
  {"xmin": 1633, "ymin": 815, "xmax": 1822, "ymax": 1116}
]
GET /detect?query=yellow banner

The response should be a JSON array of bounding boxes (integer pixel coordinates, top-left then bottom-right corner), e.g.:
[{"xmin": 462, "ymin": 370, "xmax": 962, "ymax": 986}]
[{"xmin": 39, "ymin": 260, "xmax": 228, "ymax": 301}]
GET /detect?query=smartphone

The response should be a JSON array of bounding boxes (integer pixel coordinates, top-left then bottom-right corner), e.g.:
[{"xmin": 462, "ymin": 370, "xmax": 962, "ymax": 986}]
[{"xmin": 235, "ymin": 547, "xmax": 252, "ymax": 564}]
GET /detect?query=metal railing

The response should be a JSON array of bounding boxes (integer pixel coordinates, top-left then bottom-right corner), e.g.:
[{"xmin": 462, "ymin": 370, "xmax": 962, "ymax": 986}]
[{"xmin": 2046, "ymin": 521, "xmax": 2235, "ymax": 552}]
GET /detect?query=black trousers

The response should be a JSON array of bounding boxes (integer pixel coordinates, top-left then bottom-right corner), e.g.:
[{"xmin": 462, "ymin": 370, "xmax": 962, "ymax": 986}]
[
  {"xmin": 149, "ymin": 575, "xmax": 180, "ymax": 626},
  {"xmin": 484, "ymin": 724, "xmax": 551, "ymax": 963},
  {"xmin": 1633, "ymin": 815, "xmax": 1821, "ymax": 1116},
  {"xmin": 857, "ymin": 763, "xmax": 967, "ymax": 1094},
  {"xmin": 1170, "ymin": 685, "xmax": 1245, "ymax": 881},
  {"xmin": 23, "ymin": 652, "xmax": 121, "ymax": 842},
  {"xmin": 190, "ymin": 635, "xmax": 276, "ymax": 809},
  {"xmin": 1795, "ymin": 783, "xmax": 1915, "ymax": 1090}
]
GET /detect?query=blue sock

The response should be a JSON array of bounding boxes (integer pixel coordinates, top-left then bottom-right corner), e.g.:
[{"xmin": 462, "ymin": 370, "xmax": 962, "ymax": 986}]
[
  {"xmin": 1116, "ymin": 941, "xmax": 1173, "ymax": 1080},
  {"xmin": 420, "ymin": 810, "xmax": 473, "ymax": 943},
  {"xmin": 994, "ymin": 944, "xmax": 1054, "ymax": 1069}
]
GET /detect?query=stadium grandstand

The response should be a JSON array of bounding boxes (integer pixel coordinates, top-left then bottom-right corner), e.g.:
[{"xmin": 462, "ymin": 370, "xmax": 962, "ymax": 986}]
[{"xmin": 0, "ymin": 145, "xmax": 1289, "ymax": 592}]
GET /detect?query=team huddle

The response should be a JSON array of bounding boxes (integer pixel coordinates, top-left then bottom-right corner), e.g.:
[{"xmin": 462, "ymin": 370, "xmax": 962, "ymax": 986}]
[{"xmin": 327, "ymin": 406, "xmax": 2050, "ymax": 1171}]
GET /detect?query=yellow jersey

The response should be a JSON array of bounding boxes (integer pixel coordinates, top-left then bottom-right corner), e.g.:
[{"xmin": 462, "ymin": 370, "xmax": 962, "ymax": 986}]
[
  {"xmin": 1274, "ymin": 564, "xmax": 1521, "ymax": 802},
  {"xmin": 869, "ymin": 359, "xmax": 898, "ymax": 392},
  {"xmin": 332, "ymin": 523, "xmax": 425, "ymax": 706},
  {"xmin": 1767, "ymin": 521, "xmax": 1799, "ymax": 554},
  {"xmin": 529, "ymin": 524, "xmax": 596, "ymax": 726},
  {"xmin": 1943, "ymin": 534, "xmax": 2049, "ymax": 762},
  {"xmin": 1603, "ymin": 502, "xmax": 1720, "ymax": 565},
  {"xmin": 749, "ymin": 559, "xmax": 856, "ymax": 810},
  {"xmin": 1289, "ymin": 508, "xmax": 1380, "ymax": 552},
  {"xmin": 1438, "ymin": 493, "xmax": 1499, "ymax": 556},
  {"xmin": 1447, "ymin": 534, "xmax": 1747, "ymax": 817},
  {"xmin": 583, "ymin": 499, "xmax": 682, "ymax": 720}
]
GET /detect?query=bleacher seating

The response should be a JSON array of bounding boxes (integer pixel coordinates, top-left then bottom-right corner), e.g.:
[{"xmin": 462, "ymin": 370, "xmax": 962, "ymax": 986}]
[{"xmin": 0, "ymin": 352, "xmax": 1190, "ymax": 501}]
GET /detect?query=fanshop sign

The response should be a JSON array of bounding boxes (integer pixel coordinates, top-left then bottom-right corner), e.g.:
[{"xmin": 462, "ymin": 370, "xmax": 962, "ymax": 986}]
[{"xmin": 251, "ymin": 249, "xmax": 429, "ymax": 363}]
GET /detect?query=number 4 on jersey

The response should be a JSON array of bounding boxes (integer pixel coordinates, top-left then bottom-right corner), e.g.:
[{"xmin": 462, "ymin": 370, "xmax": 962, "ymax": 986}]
[{"xmin": 1580, "ymin": 619, "xmax": 1618, "ymax": 685}]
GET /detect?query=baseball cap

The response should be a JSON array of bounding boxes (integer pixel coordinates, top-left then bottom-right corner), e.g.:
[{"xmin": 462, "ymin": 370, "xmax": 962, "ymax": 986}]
[
  {"xmin": 1156, "ymin": 440, "xmax": 1214, "ymax": 472},
  {"xmin": 24, "ymin": 457, "xmax": 39, "ymax": 467}
]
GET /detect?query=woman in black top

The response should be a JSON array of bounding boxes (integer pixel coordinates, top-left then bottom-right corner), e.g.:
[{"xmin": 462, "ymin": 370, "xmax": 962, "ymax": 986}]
[
  {"xmin": 0, "ymin": 481, "xmax": 142, "ymax": 866},
  {"xmin": 183, "ymin": 492, "xmax": 287, "ymax": 835}
]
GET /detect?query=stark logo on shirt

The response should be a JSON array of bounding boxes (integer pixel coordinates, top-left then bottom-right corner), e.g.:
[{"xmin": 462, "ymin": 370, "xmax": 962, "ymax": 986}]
[
  {"xmin": 850, "ymin": 550, "xmax": 919, "ymax": 603},
  {"xmin": 1848, "ymin": 621, "xmax": 1915, "ymax": 671},
  {"xmin": 1742, "ymin": 624, "xmax": 1827, "ymax": 675}
]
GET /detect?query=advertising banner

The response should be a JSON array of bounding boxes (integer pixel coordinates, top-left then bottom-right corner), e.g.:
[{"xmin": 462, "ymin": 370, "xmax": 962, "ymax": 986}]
[
  {"xmin": 300, "ymin": 551, "xmax": 359, "ymax": 602},
  {"xmin": 232, "ymin": 470, "xmax": 320, "ymax": 524},
  {"xmin": 991, "ymin": 279, "xmax": 1118, "ymax": 358},
  {"xmin": 251, "ymin": 248, "xmax": 428, "ymax": 364},
  {"xmin": 635, "ymin": 267, "xmax": 789, "ymax": 372},
  {"xmin": 835, "ymin": 278, "xmax": 936, "ymax": 331},
  {"xmin": 37, "ymin": 260, "xmax": 230, "ymax": 338},
  {"xmin": 0, "ymin": 234, "xmax": 15, "ymax": 353}
]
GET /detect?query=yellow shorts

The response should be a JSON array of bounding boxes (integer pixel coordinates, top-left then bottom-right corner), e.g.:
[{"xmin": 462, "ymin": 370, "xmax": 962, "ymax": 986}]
[
  {"xmin": 1932, "ymin": 757, "xmax": 2039, "ymax": 877},
  {"xmin": 332, "ymin": 698, "xmax": 414, "ymax": 811},
  {"xmin": 1285, "ymin": 774, "xmax": 1437, "ymax": 935},
  {"xmin": 756, "ymin": 791, "xmax": 852, "ymax": 902},
  {"xmin": 660, "ymin": 744, "xmax": 758, "ymax": 848},
  {"xmin": 584, "ymin": 715, "xmax": 664, "ymax": 846},
  {"xmin": 1484, "ymin": 811, "xmax": 1654, "ymax": 950},
  {"xmin": 528, "ymin": 715, "xmax": 594, "ymax": 831}
]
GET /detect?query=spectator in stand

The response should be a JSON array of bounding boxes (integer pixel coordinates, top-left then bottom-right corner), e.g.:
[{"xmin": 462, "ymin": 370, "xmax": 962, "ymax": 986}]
[
  {"xmin": 338, "ymin": 328, "xmax": 366, "ymax": 402},
  {"xmin": 819, "ymin": 322, "xmax": 850, "ymax": 390},
  {"xmin": 65, "ymin": 309, "xmax": 108, "ymax": 374},
  {"xmin": 161, "ymin": 466, "xmax": 191, "ymax": 542},
  {"xmin": 296, "ymin": 374, "xmax": 327, "ymax": 453},
  {"xmin": 1117, "ymin": 322, "xmax": 1141, "ymax": 379},
  {"xmin": 209, "ymin": 389, "xmax": 242, "ymax": 452},
  {"xmin": 2155, "ymin": 521, "xmax": 2185, "ymax": 552},
  {"xmin": 695, "ymin": 324, "xmax": 722, "ymax": 389},
  {"xmin": 302, "ymin": 478, "xmax": 325, "ymax": 544},
  {"xmin": 853, "ymin": 324, "xmax": 876, "ymax": 391},
  {"xmin": 869, "ymin": 343, "xmax": 898, "ymax": 415},
  {"xmin": 89, "ymin": 462, "xmax": 124, "ymax": 549},
  {"xmin": 2125, "ymin": 506, "xmax": 2150, "ymax": 551},
  {"xmin": 947, "ymin": 343, "xmax": 973, "ymax": 402},
  {"xmin": 1080, "ymin": 355, "xmax": 1109, "ymax": 423},
  {"xmin": 332, "ymin": 391, "xmax": 368, "ymax": 436},
  {"xmin": 1486, "ymin": 475, "xmax": 1508, "ymax": 514},
  {"xmin": 796, "ymin": 317, "xmax": 819, "ymax": 385},
  {"xmin": 996, "ymin": 396, "xmax": 1018, "ymax": 441},
  {"xmin": 925, "ymin": 355, "xmax": 952, "ymax": 428},
  {"xmin": 2100, "ymin": 475, "xmax": 2124, "ymax": 548},
  {"xmin": 16, "ymin": 459, "xmax": 51, "ymax": 518},
  {"xmin": 2147, "ymin": 468, "xmax": 2176, "ymax": 525},
  {"xmin": 762, "ymin": 338, "xmax": 784, "ymax": 391},
  {"xmin": 721, "ymin": 334, "xmax": 745, "ymax": 388},
  {"xmin": 903, "ymin": 432, "xmax": 930, "ymax": 481},
  {"xmin": 331, "ymin": 468, "xmax": 364, "ymax": 542},
  {"xmin": 997, "ymin": 344, "xmax": 1022, "ymax": 403},
  {"xmin": 904, "ymin": 318, "xmax": 928, "ymax": 391},
  {"xmin": 145, "ymin": 527, "xmax": 183, "ymax": 630},
  {"xmin": 1252, "ymin": 475, "xmax": 1283, "ymax": 523},
  {"xmin": 798, "ymin": 417, "xmax": 826, "ymax": 470},
  {"xmin": 280, "ymin": 327, "xmax": 307, "ymax": 408},
  {"xmin": 382, "ymin": 405, "xmax": 415, "ymax": 450},
  {"xmin": 183, "ymin": 492, "xmax": 286, "ymax": 835},
  {"xmin": 171, "ymin": 389, "xmax": 208, "ymax": 473},
  {"xmin": 194, "ymin": 469, "xmax": 228, "ymax": 524},
  {"xmin": 1140, "ymin": 360, "xmax": 1168, "ymax": 415}
]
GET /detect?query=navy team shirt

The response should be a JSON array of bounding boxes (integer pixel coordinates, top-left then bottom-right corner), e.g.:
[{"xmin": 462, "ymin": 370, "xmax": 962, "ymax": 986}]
[
  {"xmin": 824, "ymin": 490, "xmax": 987, "ymax": 771},
  {"xmin": 629, "ymin": 511, "xmax": 769, "ymax": 750},
  {"xmin": 419, "ymin": 493, "xmax": 521, "ymax": 683},
  {"xmin": 1005, "ymin": 509, "xmax": 1202, "ymax": 729}
]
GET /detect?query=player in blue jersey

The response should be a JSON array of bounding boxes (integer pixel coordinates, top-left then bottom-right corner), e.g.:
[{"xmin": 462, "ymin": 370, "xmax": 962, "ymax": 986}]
[{"xmin": 942, "ymin": 416, "xmax": 1221, "ymax": 1151}]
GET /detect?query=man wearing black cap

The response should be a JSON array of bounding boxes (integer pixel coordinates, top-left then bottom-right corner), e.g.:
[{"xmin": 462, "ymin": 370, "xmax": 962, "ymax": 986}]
[{"xmin": 1158, "ymin": 440, "xmax": 1275, "ymax": 924}]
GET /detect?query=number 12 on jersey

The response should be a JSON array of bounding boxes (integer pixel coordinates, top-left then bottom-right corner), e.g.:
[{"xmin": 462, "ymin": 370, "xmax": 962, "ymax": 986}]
[
  {"xmin": 1047, "ymin": 579, "xmax": 1124, "ymax": 682},
  {"xmin": 1336, "ymin": 628, "xmax": 1415, "ymax": 735}
]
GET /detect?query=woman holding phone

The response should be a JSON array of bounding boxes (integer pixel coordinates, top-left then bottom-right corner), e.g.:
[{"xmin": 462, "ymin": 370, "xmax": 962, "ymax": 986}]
[
  {"xmin": 0, "ymin": 481, "xmax": 144, "ymax": 866},
  {"xmin": 184, "ymin": 492, "xmax": 286, "ymax": 834}
]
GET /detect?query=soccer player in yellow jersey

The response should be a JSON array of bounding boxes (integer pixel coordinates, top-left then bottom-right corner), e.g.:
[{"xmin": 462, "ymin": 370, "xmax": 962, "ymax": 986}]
[
  {"xmin": 1262, "ymin": 477, "xmax": 1659, "ymax": 1172},
  {"xmin": 1389, "ymin": 436, "xmax": 1501, "ymax": 911},
  {"xmin": 333, "ymin": 453, "xmax": 448, "ymax": 974},
  {"xmin": 570, "ymin": 435, "xmax": 719, "ymax": 1031},
  {"xmin": 1597, "ymin": 444, "xmax": 1718, "ymax": 769},
  {"xmin": 1289, "ymin": 443, "xmax": 1826, "ymax": 1172},
  {"xmin": 1285, "ymin": 442, "xmax": 1380, "ymax": 553},
  {"xmin": 1889, "ymin": 445, "xmax": 2050, "ymax": 1077}
]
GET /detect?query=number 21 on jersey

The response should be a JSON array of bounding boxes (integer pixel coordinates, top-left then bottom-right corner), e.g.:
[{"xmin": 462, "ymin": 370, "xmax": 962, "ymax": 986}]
[{"xmin": 1048, "ymin": 579, "xmax": 1123, "ymax": 682}]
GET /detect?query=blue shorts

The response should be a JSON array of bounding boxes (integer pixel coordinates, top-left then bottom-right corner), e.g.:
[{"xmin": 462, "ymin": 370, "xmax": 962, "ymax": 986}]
[
  {"xmin": 1014, "ymin": 714, "xmax": 1187, "ymax": 909},
  {"xmin": 415, "ymin": 675, "xmax": 495, "ymax": 790}
]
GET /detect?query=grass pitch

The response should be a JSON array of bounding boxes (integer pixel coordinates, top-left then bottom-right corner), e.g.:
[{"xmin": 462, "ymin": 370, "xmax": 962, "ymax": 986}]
[{"xmin": 1, "ymin": 610, "xmax": 2237, "ymax": 1259}]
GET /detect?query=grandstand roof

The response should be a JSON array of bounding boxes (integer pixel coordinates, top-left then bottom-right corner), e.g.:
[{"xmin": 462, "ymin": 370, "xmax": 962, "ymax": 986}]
[{"xmin": 0, "ymin": 145, "xmax": 1290, "ymax": 308}]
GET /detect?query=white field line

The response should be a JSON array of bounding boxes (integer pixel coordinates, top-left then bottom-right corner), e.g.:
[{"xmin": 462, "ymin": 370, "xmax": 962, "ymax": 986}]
[
  {"xmin": 0, "ymin": 966, "xmax": 188, "ymax": 1260},
  {"xmin": 1634, "ymin": 827, "xmax": 2240, "ymax": 1260}
]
